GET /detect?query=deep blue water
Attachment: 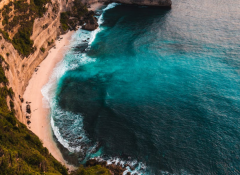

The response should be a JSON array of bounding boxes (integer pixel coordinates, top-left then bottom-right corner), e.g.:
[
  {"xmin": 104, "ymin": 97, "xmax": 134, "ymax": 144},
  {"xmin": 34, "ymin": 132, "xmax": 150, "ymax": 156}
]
[{"xmin": 45, "ymin": 1, "xmax": 240, "ymax": 174}]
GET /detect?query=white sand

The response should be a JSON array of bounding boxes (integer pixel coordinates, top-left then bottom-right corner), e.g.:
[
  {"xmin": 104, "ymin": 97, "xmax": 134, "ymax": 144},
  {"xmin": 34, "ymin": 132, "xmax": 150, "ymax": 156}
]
[{"xmin": 23, "ymin": 31, "xmax": 76, "ymax": 170}]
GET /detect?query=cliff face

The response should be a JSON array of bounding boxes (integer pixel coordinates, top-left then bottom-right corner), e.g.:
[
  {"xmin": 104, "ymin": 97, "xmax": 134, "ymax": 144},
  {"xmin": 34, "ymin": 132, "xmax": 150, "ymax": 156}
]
[
  {"xmin": 111, "ymin": 0, "xmax": 172, "ymax": 7},
  {"xmin": 0, "ymin": 0, "xmax": 71, "ymax": 124},
  {"xmin": 84, "ymin": 0, "xmax": 172, "ymax": 7}
]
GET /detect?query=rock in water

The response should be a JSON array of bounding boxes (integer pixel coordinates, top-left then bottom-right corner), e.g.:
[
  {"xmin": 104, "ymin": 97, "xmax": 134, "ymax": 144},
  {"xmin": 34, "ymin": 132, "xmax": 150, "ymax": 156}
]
[
  {"xmin": 82, "ymin": 16, "xmax": 99, "ymax": 31},
  {"xmin": 111, "ymin": 0, "xmax": 172, "ymax": 7}
]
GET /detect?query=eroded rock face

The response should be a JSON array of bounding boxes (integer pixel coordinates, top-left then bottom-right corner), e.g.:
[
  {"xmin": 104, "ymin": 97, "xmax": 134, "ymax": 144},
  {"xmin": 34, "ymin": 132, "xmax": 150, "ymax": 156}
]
[
  {"xmin": 0, "ymin": 1, "xmax": 62, "ymax": 124},
  {"xmin": 111, "ymin": 0, "xmax": 172, "ymax": 7},
  {"xmin": 82, "ymin": 16, "xmax": 99, "ymax": 31}
]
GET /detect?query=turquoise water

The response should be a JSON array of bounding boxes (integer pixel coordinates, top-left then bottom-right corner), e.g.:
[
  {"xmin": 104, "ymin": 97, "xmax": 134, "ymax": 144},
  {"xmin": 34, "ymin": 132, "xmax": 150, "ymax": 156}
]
[{"xmin": 43, "ymin": 1, "xmax": 240, "ymax": 174}]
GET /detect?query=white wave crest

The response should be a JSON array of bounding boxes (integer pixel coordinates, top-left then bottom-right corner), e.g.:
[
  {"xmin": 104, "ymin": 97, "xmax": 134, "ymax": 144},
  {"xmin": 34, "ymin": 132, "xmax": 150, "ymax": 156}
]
[
  {"xmin": 89, "ymin": 3, "xmax": 120, "ymax": 45},
  {"xmin": 94, "ymin": 157, "xmax": 147, "ymax": 175},
  {"xmin": 98, "ymin": 3, "xmax": 120, "ymax": 25},
  {"xmin": 50, "ymin": 107, "xmax": 87, "ymax": 152},
  {"xmin": 104, "ymin": 2, "xmax": 120, "ymax": 11}
]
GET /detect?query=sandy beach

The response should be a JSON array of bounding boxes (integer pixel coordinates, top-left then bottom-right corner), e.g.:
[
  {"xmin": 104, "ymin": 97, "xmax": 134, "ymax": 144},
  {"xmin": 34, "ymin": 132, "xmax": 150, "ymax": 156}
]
[
  {"xmin": 23, "ymin": 31, "xmax": 76, "ymax": 170},
  {"xmin": 23, "ymin": 3, "xmax": 104, "ymax": 170}
]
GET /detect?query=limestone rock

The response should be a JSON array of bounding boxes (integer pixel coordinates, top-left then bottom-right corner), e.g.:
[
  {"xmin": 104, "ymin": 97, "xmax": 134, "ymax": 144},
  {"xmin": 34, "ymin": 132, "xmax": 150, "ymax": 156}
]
[
  {"xmin": 82, "ymin": 16, "xmax": 99, "ymax": 31},
  {"xmin": 110, "ymin": 0, "xmax": 172, "ymax": 7}
]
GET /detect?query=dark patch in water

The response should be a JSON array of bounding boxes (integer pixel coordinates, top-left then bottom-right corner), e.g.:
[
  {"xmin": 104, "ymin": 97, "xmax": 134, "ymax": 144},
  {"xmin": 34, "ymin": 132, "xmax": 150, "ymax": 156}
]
[{"xmin": 73, "ymin": 43, "xmax": 89, "ymax": 53}]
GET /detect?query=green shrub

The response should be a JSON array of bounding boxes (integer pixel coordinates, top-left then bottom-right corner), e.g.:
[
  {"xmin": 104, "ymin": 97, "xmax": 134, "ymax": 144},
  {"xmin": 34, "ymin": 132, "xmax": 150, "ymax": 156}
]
[
  {"xmin": 60, "ymin": 12, "xmax": 69, "ymax": 31},
  {"xmin": 26, "ymin": 153, "xmax": 44, "ymax": 165},
  {"xmin": 0, "ymin": 29, "xmax": 10, "ymax": 42},
  {"xmin": 0, "ymin": 55, "xmax": 10, "ymax": 71},
  {"xmin": 2, "ymin": 0, "xmax": 50, "ymax": 57},
  {"xmin": 10, "ymin": 100, "xmax": 14, "ymax": 111},
  {"xmin": 8, "ymin": 87, "xmax": 14, "ymax": 99},
  {"xmin": 72, "ymin": 165, "xmax": 111, "ymax": 175},
  {"xmin": 40, "ymin": 47, "xmax": 45, "ymax": 53},
  {"xmin": 33, "ymin": 0, "xmax": 50, "ymax": 17},
  {"xmin": 0, "ymin": 63, "xmax": 8, "ymax": 85},
  {"xmin": 48, "ymin": 39, "xmax": 54, "ymax": 46},
  {"xmin": 6, "ymin": 114, "xmax": 16, "ymax": 126},
  {"xmin": 2, "ymin": 19, "xmax": 6, "ymax": 26},
  {"xmin": 12, "ymin": 21, "xmax": 34, "ymax": 57},
  {"xmin": 72, "ymin": 0, "xmax": 88, "ymax": 18}
]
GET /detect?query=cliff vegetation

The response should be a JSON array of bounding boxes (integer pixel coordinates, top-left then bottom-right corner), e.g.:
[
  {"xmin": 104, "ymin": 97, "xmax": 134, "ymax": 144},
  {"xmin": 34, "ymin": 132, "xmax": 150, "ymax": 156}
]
[
  {"xmin": 0, "ymin": 0, "xmax": 50, "ymax": 57},
  {"xmin": 60, "ymin": 0, "xmax": 99, "ymax": 32},
  {"xmin": 60, "ymin": 0, "xmax": 88, "ymax": 31}
]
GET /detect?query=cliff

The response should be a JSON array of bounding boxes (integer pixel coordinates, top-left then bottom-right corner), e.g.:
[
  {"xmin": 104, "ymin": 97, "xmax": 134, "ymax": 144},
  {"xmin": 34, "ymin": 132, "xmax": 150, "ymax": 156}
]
[
  {"xmin": 0, "ymin": 0, "xmax": 74, "ymax": 124},
  {"xmin": 82, "ymin": 0, "xmax": 172, "ymax": 7},
  {"xmin": 111, "ymin": 0, "xmax": 172, "ymax": 7}
]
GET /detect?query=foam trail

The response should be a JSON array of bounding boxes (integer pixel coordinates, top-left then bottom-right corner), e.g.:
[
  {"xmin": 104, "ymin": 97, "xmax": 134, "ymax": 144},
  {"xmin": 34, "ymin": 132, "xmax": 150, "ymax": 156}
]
[{"xmin": 93, "ymin": 156, "xmax": 147, "ymax": 175}]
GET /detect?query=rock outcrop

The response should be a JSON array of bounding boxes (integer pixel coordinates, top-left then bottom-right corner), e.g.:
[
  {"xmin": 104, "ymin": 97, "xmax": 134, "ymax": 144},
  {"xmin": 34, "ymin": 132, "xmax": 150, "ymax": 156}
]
[
  {"xmin": 82, "ymin": 12, "xmax": 99, "ymax": 31},
  {"xmin": 86, "ymin": 159, "xmax": 126, "ymax": 175},
  {"xmin": 111, "ymin": 0, "xmax": 172, "ymax": 7},
  {"xmin": 83, "ymin": 0, "xmax": 172, "ymax": 7}
]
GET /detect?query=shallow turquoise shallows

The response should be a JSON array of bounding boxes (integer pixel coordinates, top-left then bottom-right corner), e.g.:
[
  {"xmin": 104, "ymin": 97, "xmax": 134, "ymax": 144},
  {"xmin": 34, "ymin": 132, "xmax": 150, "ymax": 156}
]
[{"xmin": 44, "ymin": 0, "xmax": 240, "ymax": 174}]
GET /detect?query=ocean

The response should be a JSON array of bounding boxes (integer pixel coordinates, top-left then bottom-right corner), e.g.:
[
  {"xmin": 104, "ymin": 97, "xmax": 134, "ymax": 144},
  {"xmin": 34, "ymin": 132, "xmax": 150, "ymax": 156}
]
[{"xmin": 42, "ymin": 1, "xmax": 240, "ymax": 174}]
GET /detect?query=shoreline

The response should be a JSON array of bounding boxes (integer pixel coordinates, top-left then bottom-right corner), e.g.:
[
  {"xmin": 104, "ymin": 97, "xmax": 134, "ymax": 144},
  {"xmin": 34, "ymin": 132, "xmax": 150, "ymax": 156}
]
[
  {"xmin": 23, "ymin": 30, "xmax": 76, "ymax": 170},
  {"xmin": 23, "ymin": 3, "xmax": 104, "ymax": 170}
]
